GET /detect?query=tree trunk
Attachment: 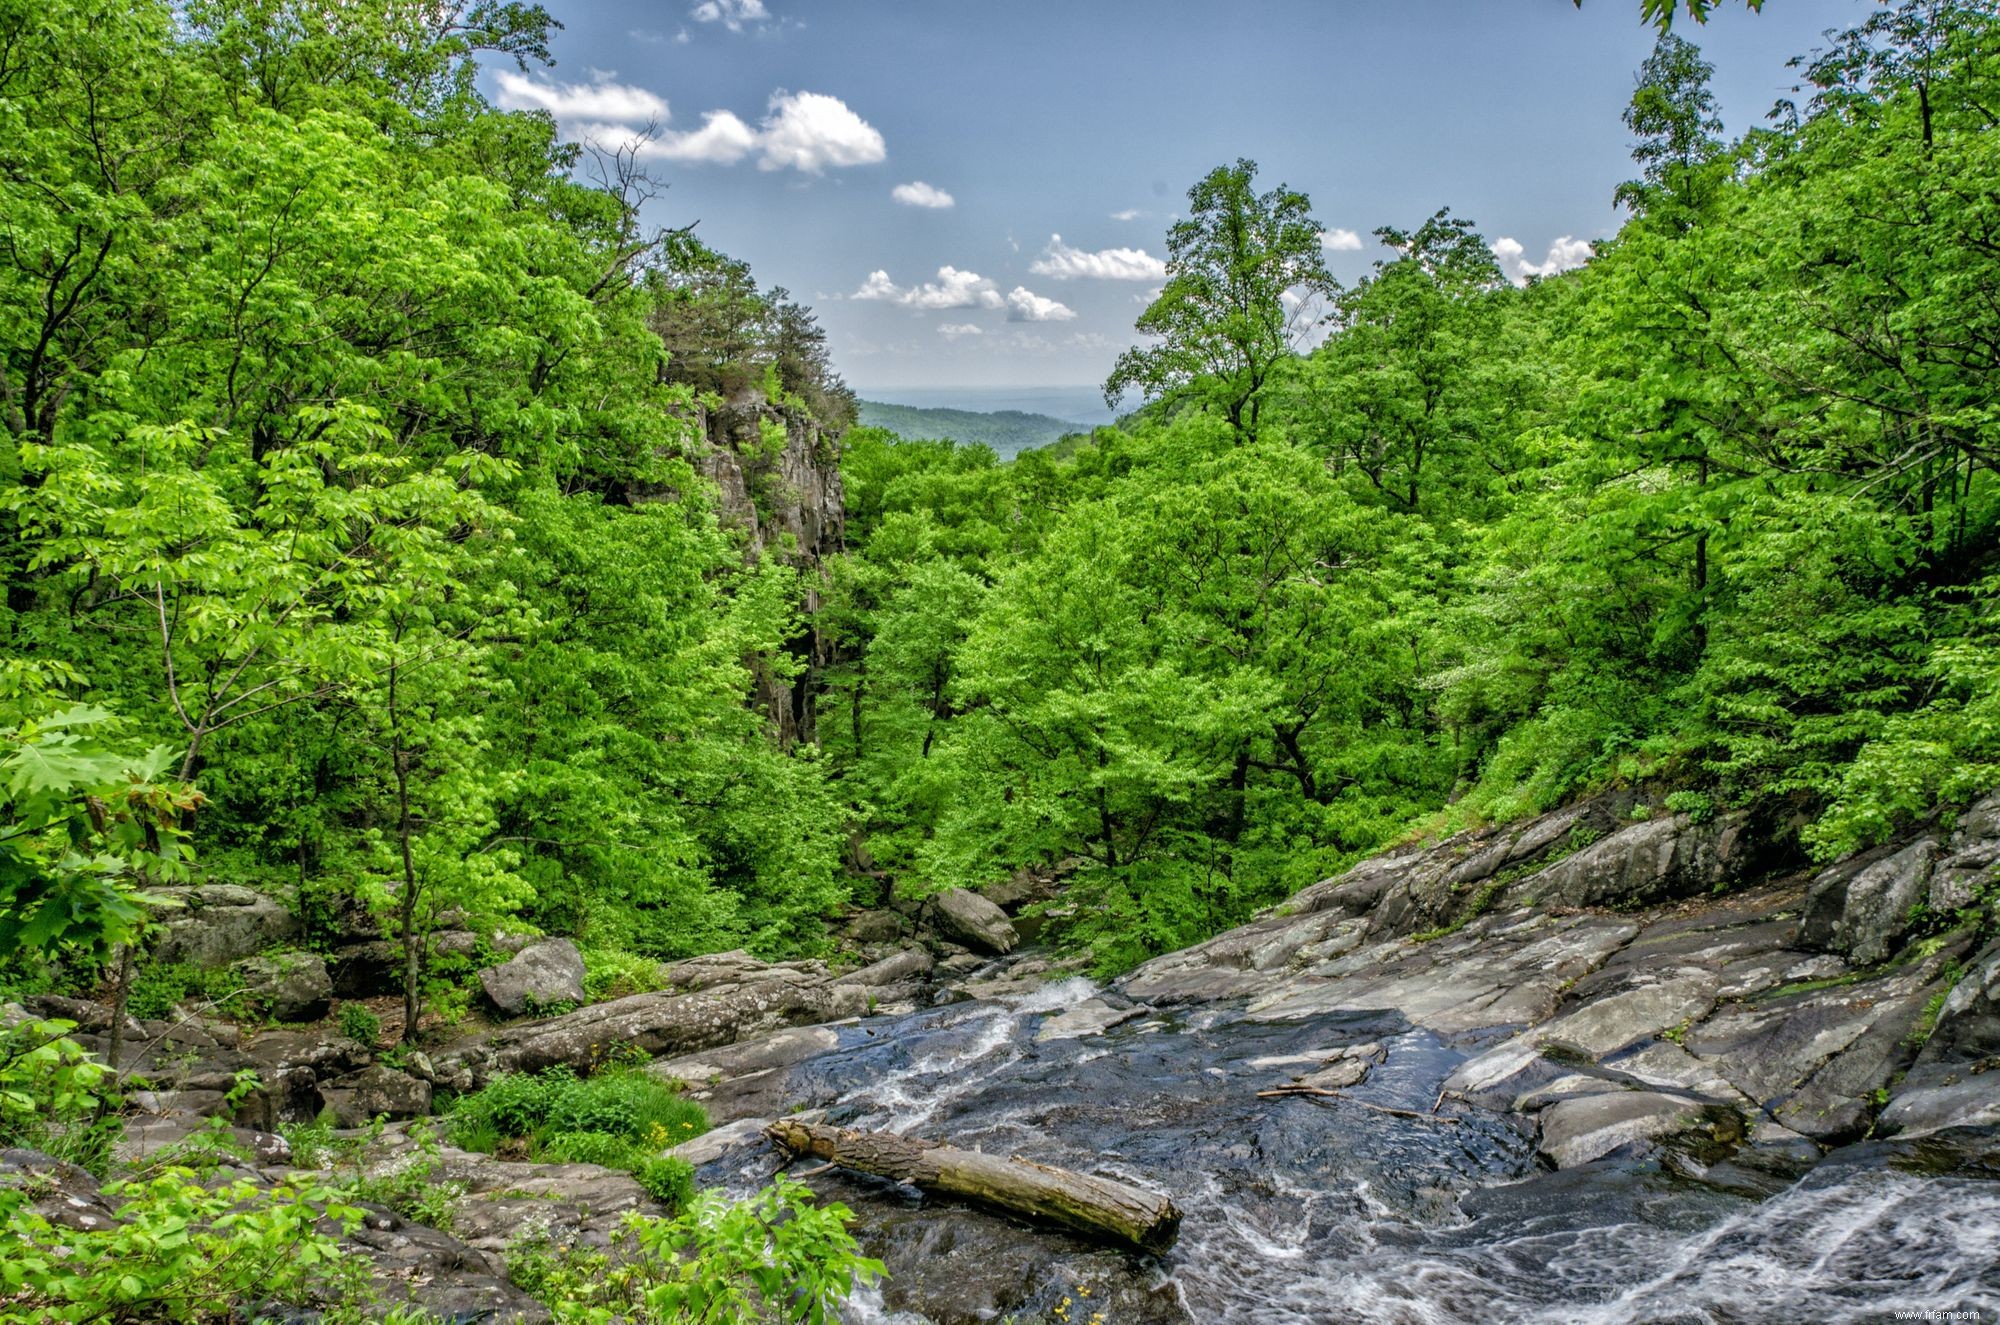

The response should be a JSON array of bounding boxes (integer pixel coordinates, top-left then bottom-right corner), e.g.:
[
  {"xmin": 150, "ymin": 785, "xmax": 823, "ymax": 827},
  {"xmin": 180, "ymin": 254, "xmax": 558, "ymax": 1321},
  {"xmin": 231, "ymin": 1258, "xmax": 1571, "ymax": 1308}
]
[
  {"xmin": 105, "ymin": 944, "xmax": 134, "ymax": 1077},
  {"xmin": 766, "ymin": 1119, "xmax": 1182, "ymax": 1253},
  {"xmin": 389, "ymin": 653, "xmax": 422, "ymax": 1045}
]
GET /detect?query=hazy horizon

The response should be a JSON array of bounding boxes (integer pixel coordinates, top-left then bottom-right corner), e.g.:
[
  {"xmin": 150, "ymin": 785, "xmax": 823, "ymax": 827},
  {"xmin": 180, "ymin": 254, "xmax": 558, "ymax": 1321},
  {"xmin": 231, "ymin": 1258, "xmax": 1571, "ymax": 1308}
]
[{"xmin": 850, "ymin": 385, "xmax": 1124, "ymax": 428}]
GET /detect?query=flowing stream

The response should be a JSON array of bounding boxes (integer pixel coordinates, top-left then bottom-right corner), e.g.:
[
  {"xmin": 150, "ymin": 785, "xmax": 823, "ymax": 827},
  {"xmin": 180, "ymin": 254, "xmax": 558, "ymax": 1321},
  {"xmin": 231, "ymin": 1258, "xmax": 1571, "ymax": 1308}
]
[{"xmin": 705, "ymin": 977, "xmax": 2000, "ymax": 1325}]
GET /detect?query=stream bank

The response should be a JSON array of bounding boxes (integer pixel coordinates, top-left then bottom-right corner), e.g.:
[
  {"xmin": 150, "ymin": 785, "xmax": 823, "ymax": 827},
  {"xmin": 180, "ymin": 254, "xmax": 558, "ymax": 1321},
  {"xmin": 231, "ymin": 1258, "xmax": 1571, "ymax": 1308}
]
[{"xmin": 7, "ymin": 791, "xmax": 1999, "ymax": 1321}]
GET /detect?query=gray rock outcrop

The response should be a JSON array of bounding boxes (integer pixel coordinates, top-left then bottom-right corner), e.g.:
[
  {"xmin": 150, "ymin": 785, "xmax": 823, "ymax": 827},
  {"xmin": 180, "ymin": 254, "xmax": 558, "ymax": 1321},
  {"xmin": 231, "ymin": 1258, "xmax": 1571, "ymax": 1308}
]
[
  {"xmin": 152, "ymin": 884, "xmax": 299, "ymax": 967},
  {"xmin": 233, "ymin": 951, "xmax": 333, "ymax": 1022},
  {"xmin": 1802, "ymin": 837, "xmax": 1941, "ymax": 963},
  {"xmin": 1536, "ymin": 1092, "xmax": 1743, "ymax": 1169},
  {"xmin": 1877, "ymin": 936, "xmax": 2000, "ymax": 1139},
  {"xmin": 441, "ymin": 956, "xmax": 840, "ymax": 1088},
  {"xmin": 929, "ymin": 887, "xmax": 1019, "ymax": 955},
  {"xmin": 318, "ymin": 1064, "xmax": 434, "ymax": 1126},
  {"xmin": 1521, "ymin": 812, "xmax": 1747, "ymax": 909},
  {"xmin": 1119, "ymin": 790, "xmax": 2000, "ymax": 1165},
  {"xmin": 478, "ymin": 938, "xmax": 587, "ymax": 1016}
]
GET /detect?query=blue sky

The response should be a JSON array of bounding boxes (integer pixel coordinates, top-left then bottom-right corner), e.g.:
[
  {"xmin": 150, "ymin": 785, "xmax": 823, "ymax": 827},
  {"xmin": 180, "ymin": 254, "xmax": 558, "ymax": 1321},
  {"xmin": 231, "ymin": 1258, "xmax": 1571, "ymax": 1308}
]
[{"xmin": 486, "ymin": 0, "xmax": 1863, "ymax": 394}]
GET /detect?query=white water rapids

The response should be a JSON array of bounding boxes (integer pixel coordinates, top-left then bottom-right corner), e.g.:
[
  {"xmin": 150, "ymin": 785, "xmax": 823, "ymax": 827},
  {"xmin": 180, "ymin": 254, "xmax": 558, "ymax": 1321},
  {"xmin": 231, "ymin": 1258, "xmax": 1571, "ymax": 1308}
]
[{"xmin": 710, "ymin": 976, "xmax": 2000, "ymax": 1325}]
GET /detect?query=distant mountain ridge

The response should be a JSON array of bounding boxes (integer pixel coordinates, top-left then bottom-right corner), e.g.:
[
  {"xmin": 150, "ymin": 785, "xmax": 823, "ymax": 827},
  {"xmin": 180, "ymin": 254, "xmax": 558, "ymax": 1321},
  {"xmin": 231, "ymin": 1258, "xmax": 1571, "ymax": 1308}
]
[{"xmin": 856, "ymin": 399, "xmax": 1089, "ymax": 458}]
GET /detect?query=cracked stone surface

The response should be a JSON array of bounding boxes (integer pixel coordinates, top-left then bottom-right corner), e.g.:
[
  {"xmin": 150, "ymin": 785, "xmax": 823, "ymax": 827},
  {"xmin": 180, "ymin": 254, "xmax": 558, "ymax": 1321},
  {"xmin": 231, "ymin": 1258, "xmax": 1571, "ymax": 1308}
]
[{"xmin": 1119, "ymin": 790, "xmax": 2000, "ymax": 1165}]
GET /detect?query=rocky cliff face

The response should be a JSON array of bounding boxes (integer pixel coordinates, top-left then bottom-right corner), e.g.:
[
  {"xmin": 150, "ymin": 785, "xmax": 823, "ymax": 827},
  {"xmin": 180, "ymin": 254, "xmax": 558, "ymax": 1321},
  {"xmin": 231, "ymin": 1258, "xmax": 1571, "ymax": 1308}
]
[
  {"xmin": 647, "ymin": 384, "xmax": 846, "ymax": 746},
  {"xmin": 690, "ymin": 385, "xmax": 845, "ymax": 568}
]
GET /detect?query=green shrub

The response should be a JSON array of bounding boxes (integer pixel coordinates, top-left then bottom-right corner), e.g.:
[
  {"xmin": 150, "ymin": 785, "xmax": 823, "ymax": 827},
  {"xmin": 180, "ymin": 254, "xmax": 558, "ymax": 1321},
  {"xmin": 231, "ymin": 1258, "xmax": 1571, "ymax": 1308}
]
[
  {"xmin": 125, "ymin": 963, "xmax": 242, "ymax": 1022},
  {"xmin": 632, "ymin": 1156, "xmax": 696, "ymax": 1210},
  {"xmin": 544, "ymin": 1069, "xmax": 702, "ymax": 1141},
  {"xmin": 0, "ymin": 951, "xmax": 86, "ymax": 1007},
  {"xmin": 337, "ymin": 1003, "xmax": 382, "ymax": 1047},
  {"xmin": 0, "ymin": 1020, "xmax": 121, "ymax": 1175},
  {"xmin": 278, "ymin": 1114, "xmax": 345, "ymax": 1170},
  {"xmin": 540, "ymin": 1129, "xmax": 639, "ymax": 1168},
  {"xmin": 1664, "ymin": 790, "xmax": 1716, "ymax": 824},
  {"xmin": 581, "ymin": 946, "xmax": 669, "ymax": 1002},
  {"xmin": 503, "ymin": 1175, "xmax": 881, "ymax": 1322},
  {"xmin": 446, "ymin": 1066, "xmax": 708, "ymax": 1213},
  {"xmin": 0, "ymin": 1168, "xmax": 363, "ymax": 1323},
  {"xmin": 453, "ymin": 1067, "xmax": 569, "ymax": 1140}
]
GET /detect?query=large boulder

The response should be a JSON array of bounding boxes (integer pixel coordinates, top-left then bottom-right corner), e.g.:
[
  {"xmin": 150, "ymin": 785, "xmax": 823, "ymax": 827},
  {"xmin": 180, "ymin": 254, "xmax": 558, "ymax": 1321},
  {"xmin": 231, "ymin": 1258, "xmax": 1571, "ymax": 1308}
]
[
  {"xmin": 478, "ymin": 938, "xmax": 586, "ymax": 1016},
  {"xmin": 1536, "ymin": 1091, "xmax": 1743, "ymax": 1169},
  {"xmin": 832, "ymin": 947, "xmax": 934, "ymax": 989},
  {"xmin": 666, "ymin": 949, "xmax": 826, "ymax": 992},
  {"xmin": 151, "ymin": 885, "xmax": 298, "ymax": 967},
  {"xmin": 928, "ymin": 888, "xmax": 1018, "ymax": 955},
  {"xmin": 1879, "ymin": 937, "xmax": 2000, "ymax": 1139},
  {"xmin": 1522, "ymin": 813, "xmax": 1748, "ymax": 911},
  {"xmin": 1928, "ymin": 792, "xmax": 2000, "ymax": 913},
  {"xmin": 233, "ymin": 951, "xmax": 332, "ymax": 1022},
  {"xmin": 0, "ymin": 1149, "xmax": 121, "ymax": 1232},
  {"xmin": 1801, "ymin": 837, "xmax": 1940, "ymax": 964},
  {"xmin": 318, "ymin": 1064, "xmax": 433, "ymax": 1127},
  {"xmin": 841, "ymin": 910, "xmax": 906, "ymax": 945}
]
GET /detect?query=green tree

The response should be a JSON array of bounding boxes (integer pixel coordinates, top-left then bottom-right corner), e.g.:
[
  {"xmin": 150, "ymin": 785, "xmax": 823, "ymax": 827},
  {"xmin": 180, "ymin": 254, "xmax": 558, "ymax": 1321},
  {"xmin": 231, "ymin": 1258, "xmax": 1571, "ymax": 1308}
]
[
  {"xmin": 1615, "ymin": 33, "xmax": 1726, "ymax": 221},
  {"xmin": 1305, "ymin": 208, "xmax": 1521, "ymax": 517},
  {"xmin": 1107, "ymin": 159, "xmax": 1333, "ymax": 441},
  {"xmin": 0, "ymin": 701, "xmax": 196, "ymax": 962},
  {"xmin": 1574, "ymin": 0, "xmax": 1766, "ymax": 30}
]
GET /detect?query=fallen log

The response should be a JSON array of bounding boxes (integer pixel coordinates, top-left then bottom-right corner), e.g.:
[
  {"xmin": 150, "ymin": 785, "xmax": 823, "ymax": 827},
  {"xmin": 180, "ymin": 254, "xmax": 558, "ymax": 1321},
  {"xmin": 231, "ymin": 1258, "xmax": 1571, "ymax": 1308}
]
[{"xmin": 765, "ymin": 1119, "xmax": 1182, "ymax": 1254}]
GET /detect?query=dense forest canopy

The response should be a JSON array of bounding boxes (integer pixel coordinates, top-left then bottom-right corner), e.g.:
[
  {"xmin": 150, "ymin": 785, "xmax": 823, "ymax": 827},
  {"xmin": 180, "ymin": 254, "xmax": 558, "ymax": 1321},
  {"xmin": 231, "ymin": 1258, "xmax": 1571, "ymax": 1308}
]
[
  {"xmin": 2, "ymin": 1, "xmax": 2000, "ymax": 1319},
  {"xmin": 0, "ymin": 0, "xmax": 857, "ymax": 1028},
  {"xmin": 4, "ymin": 0, "xmax": 1999, "ymax": 997},
  {"xmin": 822, "ymin": 1, "xmax": 2000, "ymax": 968}
]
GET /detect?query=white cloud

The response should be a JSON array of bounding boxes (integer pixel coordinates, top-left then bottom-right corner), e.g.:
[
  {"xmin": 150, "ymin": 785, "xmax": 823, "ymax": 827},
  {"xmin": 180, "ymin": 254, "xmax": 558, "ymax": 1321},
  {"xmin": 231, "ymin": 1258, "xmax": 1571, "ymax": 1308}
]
[
  {"xmin": 1320, "ymin": 228, "xmax": 1364, "ymax": 252},
  {"xmin": 690, "ymin": 0, "xmax": 768, "ymax": 31},
  {"xmin": 1493, "ymin": 235, "xmax": 1593, "ymax": 285},
  {"xmin": 1110, "ymin": 208, "xmax": 1143, "ymax": 222},
  {"xmin": 852, "ymin": 266, "xmax": 1004, "ymax": 311},
  {"xmin": 757, "ymin": 91, "xmax": 885, "ymax": 173},
  {"xmin": 652, "ymin": 110, "xmax": 758, "ymax": 165},
  {"xmin": 1005, "ymin": 286, "xmax": 1076, "ymax": 322},
  {"xmin": 852, "ymin": 270, "xmax": 902, "ymax": 301},
  {"xmin": 1029, "ymin": 234, "xmax": 1166, "ymax": 281},
  {"xmin": 494, "ymin": 71, "xmax": 666, "ymax": 122},
  {"xmin": 938, "ymin": 323, "xmax": 983, "ymax": 337},
  {"xmin": 514, "ymin": 81, "xmax": 883, "ymax": 174},
  {"xmin": 892, "ymin": 181, "xmax": 955, "ymax": 209}
]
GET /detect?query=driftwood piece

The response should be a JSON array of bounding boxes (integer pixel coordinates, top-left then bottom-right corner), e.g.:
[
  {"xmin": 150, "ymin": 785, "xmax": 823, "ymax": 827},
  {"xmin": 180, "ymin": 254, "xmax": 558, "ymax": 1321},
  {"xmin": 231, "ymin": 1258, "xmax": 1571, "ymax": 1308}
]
[
  {"xmin": 1256, "ymin": 1085, "xmax": 1462, "ymax": 1123},
  {"xmin": 765, "ymin": 1119, "xmax": 1182, "ymax": 1253}
]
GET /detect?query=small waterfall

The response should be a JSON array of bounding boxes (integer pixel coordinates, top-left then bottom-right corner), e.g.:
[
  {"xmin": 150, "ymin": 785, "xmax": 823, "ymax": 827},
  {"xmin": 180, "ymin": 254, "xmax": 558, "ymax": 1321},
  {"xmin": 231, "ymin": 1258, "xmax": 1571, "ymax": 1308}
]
[{"xmin": 746, "ymin": 983, "xmax": 2000, "ymax": 1325}]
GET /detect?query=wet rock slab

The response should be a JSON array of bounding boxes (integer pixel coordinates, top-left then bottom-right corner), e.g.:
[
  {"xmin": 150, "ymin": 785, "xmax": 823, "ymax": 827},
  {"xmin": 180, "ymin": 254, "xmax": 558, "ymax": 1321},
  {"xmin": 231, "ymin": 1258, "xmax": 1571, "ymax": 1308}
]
[{"xmin": 1114, "ymin": 790, "xmax": 2000, "ymax": 1165}]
